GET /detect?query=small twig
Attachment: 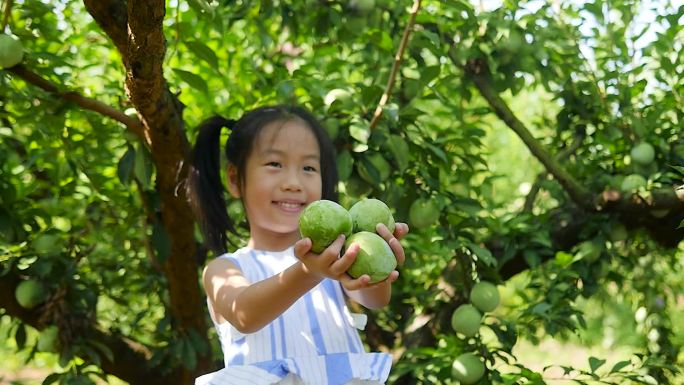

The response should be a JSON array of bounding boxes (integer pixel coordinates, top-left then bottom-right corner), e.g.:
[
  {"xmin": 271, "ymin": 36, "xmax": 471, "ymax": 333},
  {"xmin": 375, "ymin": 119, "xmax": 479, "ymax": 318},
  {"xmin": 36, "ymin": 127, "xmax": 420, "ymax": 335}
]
[
  {"xmin": 7, "ymin": 64, "xmax": 148, "ymax": 146},
  {"xmin": 368, "ymin": 0, "xmax": 422, "ymax": 130},
  {"xmin": 1, "ymin": 0, "xmax": 13, "ymax": 32}
]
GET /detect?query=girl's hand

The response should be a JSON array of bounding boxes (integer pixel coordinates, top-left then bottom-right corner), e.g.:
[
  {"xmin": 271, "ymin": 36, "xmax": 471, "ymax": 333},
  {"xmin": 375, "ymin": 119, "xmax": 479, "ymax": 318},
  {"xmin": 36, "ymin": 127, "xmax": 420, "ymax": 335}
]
[
  {"xmin": 377, "ymin": 222, "xmax": 408, "ymax": 267},
  {"xmin": 294, "ymin": 235, "xmax": 370, "ymax": 288}
]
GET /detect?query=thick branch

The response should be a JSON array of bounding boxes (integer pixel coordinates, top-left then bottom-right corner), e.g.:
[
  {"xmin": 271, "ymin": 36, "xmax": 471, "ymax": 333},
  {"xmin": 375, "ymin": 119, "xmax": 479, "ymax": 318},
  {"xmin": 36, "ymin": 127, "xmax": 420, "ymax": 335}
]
[
  {"xmin": 82, "ymin": 0, "xmax": 128, "ymax": 55},
  {"xmin": 368, "ymin": 0, "xmax": 421, "ymax": 130},
  {"xmin": 0, "ymin": 271, "xmax": 179, "ymax": 385},
  {"xmin": 524, "ymin": 129, "xmax": 587, "ymax": 212},
  {"xmin": 7, "ymin": 64, "xmax": 146, "ymax": 142},
  {"xmin": 458, "ymin": 57, "xmax": 595, "ymax": 210}
]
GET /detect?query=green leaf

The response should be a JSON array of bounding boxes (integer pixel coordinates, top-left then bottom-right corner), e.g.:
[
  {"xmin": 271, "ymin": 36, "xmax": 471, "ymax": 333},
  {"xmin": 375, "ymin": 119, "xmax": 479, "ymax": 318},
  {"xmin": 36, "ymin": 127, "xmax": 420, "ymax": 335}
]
[
  {"xmin": 531, "ymin": 302, "xmax": 552, "ymax": 314},
  {"xmin": 117, "ymin": 146, "xmax": 136, "ymax": 186},
  {"xmin": 337, "ymin": 150, "xmax": 353, "ymax": 181},
  {"xmin": 14, "ymin": 323, "xmax": 26, "ymax": 349},
  {"xmin": 88, "ymin": 339, "xmax": 115, "ymax": 363},
  {"xmin": 134, "ymin": 144, "xmax": 153, "ymax": 190},
  {"xmin": 609, "ymin": 360, "xmax": 631, "ymax": 373},
  {"xmin": 588, "ymin": 356, "xmax": 606, "ymax": 372},
  {"xmin": 384, "ymin": 135, "xmax": 410, "ymax": 172},
  {"xmin": 151, "ymin": 221, "xmax": 172, "ymax": 263},
  {"xmin": 349, "ymin": 121, "xmax": 370, "ymax": 144},
  {"xmin": 172, "ymin": 68, "xmax": 209, "ymax": 94},
  {"xmin": 42, "ymin": 373, "xmax": 61, "ymax": 385},
  {"xmin": 184, "ymin": 40, "xmax": 219, "ymax": 71},
  {"xmin": 678, "ymin": 218, "xmax": 684, "ymax": 229},
  {"xmin": 465, "ymin": 240, "xmax": 497, "ymax": 267}
]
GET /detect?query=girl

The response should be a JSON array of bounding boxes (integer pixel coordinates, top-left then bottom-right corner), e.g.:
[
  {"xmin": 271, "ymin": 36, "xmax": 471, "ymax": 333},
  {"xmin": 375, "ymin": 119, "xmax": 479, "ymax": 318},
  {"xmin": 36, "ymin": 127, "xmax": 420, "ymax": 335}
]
[{"xmin": 188, "ymin": 105, "xmax": 409, "ymax": 385}]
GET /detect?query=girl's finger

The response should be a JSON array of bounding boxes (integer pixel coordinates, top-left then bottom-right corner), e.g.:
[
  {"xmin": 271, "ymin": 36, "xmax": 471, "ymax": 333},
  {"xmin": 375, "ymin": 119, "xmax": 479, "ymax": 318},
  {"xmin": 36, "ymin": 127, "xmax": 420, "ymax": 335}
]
[
  {"xmin": 330, "ymin": 243, "xmax": 359, "ymax": 276},
  {"xmin": 294, "ymin": 237, "xmax": 312, "ymax": 260},
  {"xmin": 320, "ymin": 234, "xmax": 346, "ymax": 265},
  {"xmin": 341, "ymin": 274, "xmax": 371, "ymax": 291},
  {"xmin": 389, "ymin": 238, "xmax": 405, "ymax": 266},
  {"xmin": 376, "ymin": 223, "xmax": 405, "ymax": 266},
  {"xmin": 394, "ymin": 222, "xmax": 409, "ymax": 240}
]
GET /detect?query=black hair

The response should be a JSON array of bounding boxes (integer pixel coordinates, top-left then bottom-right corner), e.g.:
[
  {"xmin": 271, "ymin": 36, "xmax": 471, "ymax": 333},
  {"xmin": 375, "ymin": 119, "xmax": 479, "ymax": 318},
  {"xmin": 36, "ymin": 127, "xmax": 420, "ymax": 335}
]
[{"xmin": 188, "ymin": 105, "xmax": 338, "ymax": 254}]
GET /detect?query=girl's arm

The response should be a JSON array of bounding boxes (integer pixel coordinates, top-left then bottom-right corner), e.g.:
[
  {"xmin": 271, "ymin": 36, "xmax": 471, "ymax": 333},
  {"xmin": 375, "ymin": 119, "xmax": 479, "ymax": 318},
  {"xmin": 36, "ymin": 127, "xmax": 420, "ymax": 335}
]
[
  {"xmin": 204, "ymin": 235, "xmax": 365, "ymax": 334},
  {"xmin": 343, "ymin": 223, "xmax": 409, "ymax": 309}
]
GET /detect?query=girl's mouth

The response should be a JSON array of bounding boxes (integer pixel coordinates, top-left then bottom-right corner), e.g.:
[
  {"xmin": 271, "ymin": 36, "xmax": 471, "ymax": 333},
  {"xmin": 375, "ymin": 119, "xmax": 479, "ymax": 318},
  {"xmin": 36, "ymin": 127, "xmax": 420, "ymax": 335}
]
[{"xmin": 274, "ymin": 201, "xmax": 305, "ymax": 213}]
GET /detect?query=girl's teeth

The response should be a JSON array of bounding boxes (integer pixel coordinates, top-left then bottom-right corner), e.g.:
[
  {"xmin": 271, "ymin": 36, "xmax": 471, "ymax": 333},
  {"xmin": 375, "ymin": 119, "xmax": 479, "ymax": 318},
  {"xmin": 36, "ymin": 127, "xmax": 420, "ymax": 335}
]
[{"xmin": 279, "ymin": 202, "xmax": 300, "ymax": 208}]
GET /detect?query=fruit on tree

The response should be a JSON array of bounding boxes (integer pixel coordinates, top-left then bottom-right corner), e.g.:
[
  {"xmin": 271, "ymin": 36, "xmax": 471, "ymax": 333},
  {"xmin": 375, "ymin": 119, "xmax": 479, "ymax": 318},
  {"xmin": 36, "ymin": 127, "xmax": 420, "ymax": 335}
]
[
  {"xmin": 349, "ymin": 198, "xmax": 395, "ymax": 234},
  {"xmin": 408, "ymin": 198, "xmax": 440, "ymax": 229},
  {"xmin": 577, "ymin": 240, "xmax": 602, "ymax": 262},
  {"xmin": 451, "ymin": 304, "xmax": 482, "ymax": 337},
  {"xmin": 0, "ymin": 34, "xmax": 24, "ymax": 69},
  {"xmin": 452, "ymin": 352, "xmax": 485, "ymax": 384},
  {"xmin": 620, "ymin": 174, "xmax": 647, "ymax": 193},
  {"xmin": 470, "ymin": 281, "xmax": 500, "ymax": 313},
  {"xmin": 609, "ymin": 223, "xmax": 628, "ymax": 243},
  {"xmin": 345, "ymin": 175, "xmax": 373, "ymax": 197},
  {"xmin": 630, "ymin": 142, "xmax": 655, "ymax": 165},
  {"xmin": 15, "ymin": 279, "xmax": 47, "ymax": 309},
  {"xmin": 345, "ymin": 231, "xmax": 396, "ymax": 283},
  {"xmin": 299, "ymin": 200, "xmax": 352, "ymax": 253},
  {"xmin": 37, "ymin": 325, "xmax": 59, "ymax": 353}
]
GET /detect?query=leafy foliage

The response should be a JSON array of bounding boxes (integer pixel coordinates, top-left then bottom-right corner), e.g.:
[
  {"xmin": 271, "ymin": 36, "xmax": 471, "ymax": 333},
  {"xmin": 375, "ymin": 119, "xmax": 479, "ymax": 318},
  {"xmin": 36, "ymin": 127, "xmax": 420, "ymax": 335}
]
[{"xmin": 1, "ymin": 0, "xmax": 683, "ymax": 384}]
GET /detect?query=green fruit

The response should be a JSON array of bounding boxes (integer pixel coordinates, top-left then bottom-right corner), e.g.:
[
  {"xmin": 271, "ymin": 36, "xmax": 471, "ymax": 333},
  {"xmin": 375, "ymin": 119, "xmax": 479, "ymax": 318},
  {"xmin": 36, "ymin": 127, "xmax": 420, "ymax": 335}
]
[
  {"xmin": 299, "ymin": 200, "xmax": 352, "ymax": 253},
  {"xmin": 32, "ymin": 233, "xmax": 63, "ymax": 256},
  {"xmin": 349, "ymin": 198, "xmax": 395, "ymax": 234},
  {"xmin": 470, "ymin": 281, "xmax": 500, "ymax": 313},
  {"xmin": 630, "ymin": 142, "xmax": 655, "ymax": 165},
  {"xmin": 451, "ymin": 304, "xmax": 482, "ymax": 337},
  {"xmin": 345, "ymin": 175, "xmax": 373, "ymax": 197},
  {"xmin": 0, "ymin": 34, "xmax": 24, "ymax": 69},
  {"xmin": 609, "ymin": 223, "xmax": 628, "ymax": 243},
  {"xmin": 15, "ymin": 279, "xmax": 47, "ymax": 309},
  {"xmin": 620, "ymin": 174, "xmax": 647, "ymax": 193},
  {"xmin": 345, "ymin": 231, "xmax": 396, "ymax": 283},
  {"xmin": 452, "ymin": 353, "xmax": 485, "ymax": 385},
  {"xmin": 577, "ymin": 240, "xmax": 602, "ymax": 262},
  {"xmin": 37, "ymin": 325, "xmax": 59, "ymax": 352},
  {"xmin": 408, "ymin": 198, "xmax": 440, "ymax": 229}
]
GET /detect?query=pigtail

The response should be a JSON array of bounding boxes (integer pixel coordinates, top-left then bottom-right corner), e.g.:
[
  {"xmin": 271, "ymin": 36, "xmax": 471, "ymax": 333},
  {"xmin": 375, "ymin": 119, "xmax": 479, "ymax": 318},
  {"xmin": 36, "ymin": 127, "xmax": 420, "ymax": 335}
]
[{"xmin": 188, "ymin": 116, "xmax": 237, "ymax": 255}]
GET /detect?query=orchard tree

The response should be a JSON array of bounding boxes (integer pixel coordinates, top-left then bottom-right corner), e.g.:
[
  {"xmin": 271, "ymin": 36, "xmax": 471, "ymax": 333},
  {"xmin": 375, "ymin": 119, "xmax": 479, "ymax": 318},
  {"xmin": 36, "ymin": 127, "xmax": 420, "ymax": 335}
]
[{"xmin": 1, "ymin": 0, "xmax": 682, "ymax": 384}]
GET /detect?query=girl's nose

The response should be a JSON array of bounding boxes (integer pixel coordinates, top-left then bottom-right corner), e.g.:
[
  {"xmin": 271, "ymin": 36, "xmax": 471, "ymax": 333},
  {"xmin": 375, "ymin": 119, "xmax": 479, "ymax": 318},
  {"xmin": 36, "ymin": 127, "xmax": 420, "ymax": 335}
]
[{"xmin": 281, "ymin": 171, "xmax": 303, "ymax": 191}]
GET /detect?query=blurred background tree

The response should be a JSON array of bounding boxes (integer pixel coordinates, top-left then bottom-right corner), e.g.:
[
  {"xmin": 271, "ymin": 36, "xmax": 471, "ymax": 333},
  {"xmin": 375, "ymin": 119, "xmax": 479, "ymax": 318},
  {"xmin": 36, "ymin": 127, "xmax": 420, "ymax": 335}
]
[{"xmin": 0, "ymin": 0, "xmax": 682, "ymax": 384}]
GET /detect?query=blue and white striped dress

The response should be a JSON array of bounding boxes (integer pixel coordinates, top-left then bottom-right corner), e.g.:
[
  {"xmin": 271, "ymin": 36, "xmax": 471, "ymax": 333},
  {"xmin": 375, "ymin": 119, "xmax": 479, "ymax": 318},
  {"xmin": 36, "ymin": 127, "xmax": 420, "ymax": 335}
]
[{"xmin": 195, "ymin": 246, "xmax": 392, "ymax": 385}]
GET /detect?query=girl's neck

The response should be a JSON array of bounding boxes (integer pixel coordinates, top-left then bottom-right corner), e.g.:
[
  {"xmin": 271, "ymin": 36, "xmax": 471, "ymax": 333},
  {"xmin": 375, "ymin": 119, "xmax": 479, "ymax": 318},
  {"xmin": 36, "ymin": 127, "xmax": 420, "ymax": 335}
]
[{"xmin": 247, "ymin": 232, "xmax": 301, "ymax": 252}]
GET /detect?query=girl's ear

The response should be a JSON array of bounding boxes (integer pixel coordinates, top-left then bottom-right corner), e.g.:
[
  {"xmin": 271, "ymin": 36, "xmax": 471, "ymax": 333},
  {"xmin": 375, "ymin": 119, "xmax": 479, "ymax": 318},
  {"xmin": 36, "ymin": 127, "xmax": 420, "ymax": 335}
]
[{"xmin": 226, "ymin": 164, "xmax": 241, "ymax": 198}]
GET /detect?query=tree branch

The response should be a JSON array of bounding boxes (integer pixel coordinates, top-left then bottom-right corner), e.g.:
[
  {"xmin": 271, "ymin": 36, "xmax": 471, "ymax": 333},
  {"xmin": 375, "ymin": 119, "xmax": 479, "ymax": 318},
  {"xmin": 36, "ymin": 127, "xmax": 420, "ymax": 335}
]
[
  {"xmin": 368, "ymin": 0, "xmax": 421, "ymax": 130},
  {"xmin": 82, "ymin": 0, "xmax": 128, "ymax": 56},
  {"xmin": 524, "ymin": 129, "xmax": 587, "ymax": 212},
  {"xmin": 1, "ymin": 0, "xmax": 13, "ymax": 32},
  {"xmin": 6, "ymin": 64, "xmax": 147, "ymax": 143},
  {"xmin": 456, "ymin": 56, "xmax": 595, "ymax": 210}
]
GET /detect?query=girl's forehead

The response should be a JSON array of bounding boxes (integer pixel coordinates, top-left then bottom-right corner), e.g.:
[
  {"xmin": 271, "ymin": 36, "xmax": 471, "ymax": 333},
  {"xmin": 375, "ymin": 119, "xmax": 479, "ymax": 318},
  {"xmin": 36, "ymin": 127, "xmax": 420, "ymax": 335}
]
[{"xmin": 255, "ymin": 119, "xmax": 320, "ymax": 153}]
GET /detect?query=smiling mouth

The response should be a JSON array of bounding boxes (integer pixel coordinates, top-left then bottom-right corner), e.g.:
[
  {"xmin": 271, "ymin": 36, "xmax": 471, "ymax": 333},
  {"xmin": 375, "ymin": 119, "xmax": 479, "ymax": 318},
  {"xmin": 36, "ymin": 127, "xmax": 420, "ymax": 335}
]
[{"xmin": 273, "ymin": 201, "xmax": 305, "ymax": 211}]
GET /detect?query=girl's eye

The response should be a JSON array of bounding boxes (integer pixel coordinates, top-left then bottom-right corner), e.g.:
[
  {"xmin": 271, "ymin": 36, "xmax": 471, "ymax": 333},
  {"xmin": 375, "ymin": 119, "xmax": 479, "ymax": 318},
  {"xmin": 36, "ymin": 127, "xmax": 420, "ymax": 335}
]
[
  {"xmin": 266, "ymin": 161, "xmax": 282, "ymax": 168},
  {"xmin": 304, "ymin": 166, "xmax": 317, "ymax": 172}
]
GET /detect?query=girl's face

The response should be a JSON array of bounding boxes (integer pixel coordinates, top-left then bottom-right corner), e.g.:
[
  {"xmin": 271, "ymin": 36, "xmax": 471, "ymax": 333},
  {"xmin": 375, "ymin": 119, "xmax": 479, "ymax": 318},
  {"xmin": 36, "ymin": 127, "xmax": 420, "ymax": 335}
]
[{"xmin": 228, "ymin": 119, "xmax": 323, "ymax": 250}]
